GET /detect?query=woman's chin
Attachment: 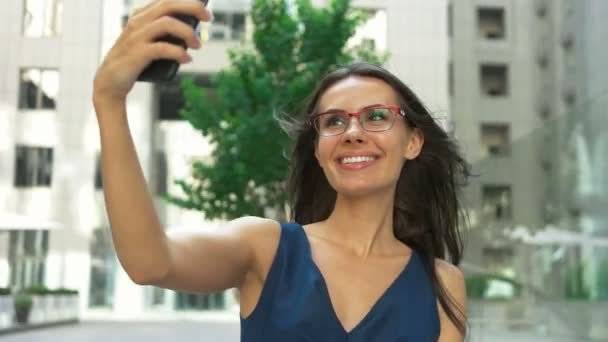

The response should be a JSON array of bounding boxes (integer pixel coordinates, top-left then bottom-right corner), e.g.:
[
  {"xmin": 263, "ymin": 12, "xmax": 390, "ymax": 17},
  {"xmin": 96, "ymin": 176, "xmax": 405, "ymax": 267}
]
[{"xmin": 333, "ymin": 183, "xmax": 394, "ymax": 199}]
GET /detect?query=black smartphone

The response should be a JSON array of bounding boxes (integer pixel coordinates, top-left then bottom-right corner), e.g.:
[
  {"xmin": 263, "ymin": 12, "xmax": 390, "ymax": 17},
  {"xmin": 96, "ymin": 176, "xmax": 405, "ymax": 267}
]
[{"xmin": 137, "ymin": 0, "xmax": 209, "ymax": 83}]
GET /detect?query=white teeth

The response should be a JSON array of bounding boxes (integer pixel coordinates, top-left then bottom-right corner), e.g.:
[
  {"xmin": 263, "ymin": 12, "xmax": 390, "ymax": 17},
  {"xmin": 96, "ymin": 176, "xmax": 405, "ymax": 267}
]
[{"xmin": 340, "ymin": 156, "xmax": 376, "ymax": 164}]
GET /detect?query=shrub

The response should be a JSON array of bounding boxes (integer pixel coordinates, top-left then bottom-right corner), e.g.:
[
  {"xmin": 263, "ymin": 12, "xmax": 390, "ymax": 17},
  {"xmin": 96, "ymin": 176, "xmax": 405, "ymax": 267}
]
[
  {"xmin": 24, "ymin": 285, "xmax": 50, "ymax": 295},
  {"xmin": 13, "ymin": 292, "xmax": 33, "ymax": 308}
]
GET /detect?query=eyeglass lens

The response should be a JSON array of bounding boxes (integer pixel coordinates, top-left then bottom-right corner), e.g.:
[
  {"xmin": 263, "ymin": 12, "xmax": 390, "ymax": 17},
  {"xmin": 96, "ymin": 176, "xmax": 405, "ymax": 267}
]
[{"xmin": 315, "ymin": 108, "xmax": 395, "ymax": 135}]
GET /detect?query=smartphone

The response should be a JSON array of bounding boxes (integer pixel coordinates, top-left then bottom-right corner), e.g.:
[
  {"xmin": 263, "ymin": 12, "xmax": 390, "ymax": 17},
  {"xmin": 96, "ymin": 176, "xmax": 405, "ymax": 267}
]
[{"xmin": 137, "ymin": 0, "xmax": 209, "ymax": 83}]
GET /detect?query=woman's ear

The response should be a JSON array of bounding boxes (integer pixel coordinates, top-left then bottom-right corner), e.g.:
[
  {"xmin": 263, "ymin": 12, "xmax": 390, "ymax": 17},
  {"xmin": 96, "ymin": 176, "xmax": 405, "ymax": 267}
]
[{"xmin": 404, "ymin": 127, "xmax": 424, "ymax": 160}]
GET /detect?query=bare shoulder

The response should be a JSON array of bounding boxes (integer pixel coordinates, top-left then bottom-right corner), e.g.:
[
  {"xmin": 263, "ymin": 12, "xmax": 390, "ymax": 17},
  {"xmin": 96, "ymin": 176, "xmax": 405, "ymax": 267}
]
[
  {"xmin": 434, "ymin": 258, "xmax": 467, "ymax": 341},
  {"xmin": 434, "ymin": 258, "xmax": 466, "ymax": 306},
  {"xmin": 224, "ymin": 216, "xmax": 280, "ymax": 236},
  {"xmin": 225, "ymin": 216, "xmax": 282, "ymax": 257},
  {"xmin": 434, "ymin": 259, "xmax": 465, "ymax": 287},
  {"xmin": 229, "ymin": 216, "xmax": 282, "ymax": 278},
  {"xmin": 167, "ymin": 215, "xmax": 280, "ymax": 252}
]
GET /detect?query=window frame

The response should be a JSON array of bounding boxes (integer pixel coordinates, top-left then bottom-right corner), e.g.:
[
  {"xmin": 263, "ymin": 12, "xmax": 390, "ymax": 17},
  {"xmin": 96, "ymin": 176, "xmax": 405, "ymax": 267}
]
[
  {"xmin": 18, "ymin": 68, "xmax": 60, "ymax": 110},
  {"xmin": 477, "ymin": 6, "xmax": 506, "ymax": 40},
  {"xmin": 22, "ymin": 0, "xmax": 63, "ymax": 38},
  {"xmin": 208, "ymin": 11, "xmax": 246, "ymax": 41},
  {"xmin": 480, "ymin": 63, "xmax": 509, "ymax": 97},
  {"xmin": 14, "ymin": 145, "xmax": 54, "ymax": 188}
]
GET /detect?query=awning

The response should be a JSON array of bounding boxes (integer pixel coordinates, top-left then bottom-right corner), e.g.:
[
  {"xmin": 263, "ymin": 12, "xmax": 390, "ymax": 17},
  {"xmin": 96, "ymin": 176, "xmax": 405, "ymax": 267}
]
[{"xmin": 0, "ymin": 213, "xmax": 63, "ymax": 231}]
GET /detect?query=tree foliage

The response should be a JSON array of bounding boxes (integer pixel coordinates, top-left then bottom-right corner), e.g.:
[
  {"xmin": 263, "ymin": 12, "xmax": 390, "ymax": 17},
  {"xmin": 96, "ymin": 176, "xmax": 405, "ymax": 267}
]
[{"xmin": 164, "ymin": 0, "xmax": 388, "ymax": 219}]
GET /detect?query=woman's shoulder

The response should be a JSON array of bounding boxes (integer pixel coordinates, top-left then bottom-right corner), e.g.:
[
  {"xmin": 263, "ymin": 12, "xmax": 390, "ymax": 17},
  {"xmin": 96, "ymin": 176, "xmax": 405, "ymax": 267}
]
[
  {"xmin": 433, "ymin": 258, "xmax": 464, "ymax": 283},
  {"xmin": 228, "ymin": 216, "xmax": 282, "ymax": 247},
  {"xmin": 230, "ymin": 217, "xmax": 306, "ymax": 261},
  {"xmin": 433, "ymin": 259, "xmax": 465, "ymax": 298},
  {"xmin": 433, "ymin": 258, "xmax": 466, "ymax": 312},
  {"xmin": 228, "ymin": 217, "xmax": 282, "ymax": 283},
  {"xmin": 433, "ymin": 258, "xmax": 467, "ymax": 340}
]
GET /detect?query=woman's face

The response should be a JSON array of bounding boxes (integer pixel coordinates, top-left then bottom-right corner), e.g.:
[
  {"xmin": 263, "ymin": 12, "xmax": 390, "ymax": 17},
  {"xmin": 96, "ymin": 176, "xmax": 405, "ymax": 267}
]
[{"xmin": 314, "ymin": 76, "xmax": 423, "ymax": 197}]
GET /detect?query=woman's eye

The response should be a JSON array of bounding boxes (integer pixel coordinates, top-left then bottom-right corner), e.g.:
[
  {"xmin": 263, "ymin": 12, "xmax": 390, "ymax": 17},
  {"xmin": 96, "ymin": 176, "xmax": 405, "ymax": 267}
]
[
  {"xmin": 368, "ymin": 109, "xmax": 389, "ymax": 121},
  {"xmin": 324, "ymin": 114, "xmax": 346, "ymax": 127}
]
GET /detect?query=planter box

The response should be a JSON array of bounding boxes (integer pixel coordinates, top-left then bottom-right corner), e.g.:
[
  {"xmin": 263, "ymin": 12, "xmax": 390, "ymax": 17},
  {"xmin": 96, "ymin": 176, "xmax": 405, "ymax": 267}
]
[
  {"xmin": 45, "ymin": 295, "xmax": 58, "ymax": 321},
  {"xmin": 67, "ymin": 295, "xmax": 79, "ymax": 320},
  {"xmin": 7, "ymin": 293, "xmax": 80, "ymax": 326},
  {"xmin": 56, "ymin": 295, "xmax": 68, "ymax": 320},
  {"xmin": 29, "ymin": 295, "xmax": 44, "ymax": 324},
  {"xmin": 30, "ymin": 294, "xmax": 79, "ymax": 323},
  {"xmin": 0, "ymin": 296, "xmax": 13, "ymax": 328}
]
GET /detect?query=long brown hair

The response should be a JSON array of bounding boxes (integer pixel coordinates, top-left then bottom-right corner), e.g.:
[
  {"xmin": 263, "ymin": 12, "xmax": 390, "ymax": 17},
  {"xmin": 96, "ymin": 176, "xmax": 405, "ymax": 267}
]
[{"xmin": 282, "ymin": 62, "xmax": 470, "ymax": 335}]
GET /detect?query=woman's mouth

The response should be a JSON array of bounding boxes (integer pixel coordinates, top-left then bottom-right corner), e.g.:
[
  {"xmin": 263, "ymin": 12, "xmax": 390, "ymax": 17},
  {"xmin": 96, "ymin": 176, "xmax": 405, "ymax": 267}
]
[{"xmin": 337, "ymin": 155, "xmax": 377, "ymax": 170}]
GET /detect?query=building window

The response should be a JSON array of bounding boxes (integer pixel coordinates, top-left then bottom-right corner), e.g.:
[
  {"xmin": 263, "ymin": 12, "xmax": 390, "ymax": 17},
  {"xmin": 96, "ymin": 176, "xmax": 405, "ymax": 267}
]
[
  {"xmin": 18, "ymin": 68, "xmax": 59, "ymax": 110},
  {"xmin": 481, "ymin": 124, "xmax": 510, "ymax": 157},
  {"xmin": 448, "ymin": 3, "xmax": 453, "ymax": 37},
  {"xmin": 9, "ymin": 230, "xmax": 49, "ymax": 290},
  {"xmin": 209, "ymin": 12, "xmax": 246, "ymax": 41},
  {"xmin": 535, "ymin": 0, "xmax": 548, "ymax": 18},
  {"xmin": 563, "ymin": 87, "xmax": 576, "ymax": 105},
  {"xmin": 156, "ymin": 73, "xmax": 215, "ymax": 121},
  {"xmin": 477, "ymin": 7, "xmax": 505, "ymax": 40},
  {"xmin": 562, "ymin": 32, "xmax": 574, "ymax": 50},
  {"xmin": 22, "ymin": 0, "xmax": 63, "ymax": 37},
  {"xmin": 448, "ymin": 62, "xmax": 454, "ymax": 96},
  {"xmin": 14, "ymin": 145, "xmax": 54, "ymax": 188},
  {"xmin": 156, "ymin": 151, "xmax": 168, "ymax": 196},
  {"xmin": 89, "ymin": 227, "xmax": 116, "ymax": 308},
  {"xmin": 94, "ymin": 153, "xmax": 103, "ymax": 190},
  {"xmin": 175, "ymin": 291, "xmax": 226, "ymax": 311},
  {"xmin": 150, "ymin": 287, "xmax": 165, "ymax": 306},
  {"xmin": 482, "ymin": 185, "xmax": 512, "ymax": 220},
  {"xmin": 480, "ymin": 64, "xmax": 509, "ymax": 96}
]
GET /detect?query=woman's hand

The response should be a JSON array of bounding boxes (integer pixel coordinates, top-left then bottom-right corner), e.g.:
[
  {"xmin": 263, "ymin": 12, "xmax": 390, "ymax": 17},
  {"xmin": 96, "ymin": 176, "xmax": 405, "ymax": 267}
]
[{"xmin": 93, "ymin": 0, "xmax": 212, "ymax": 109}]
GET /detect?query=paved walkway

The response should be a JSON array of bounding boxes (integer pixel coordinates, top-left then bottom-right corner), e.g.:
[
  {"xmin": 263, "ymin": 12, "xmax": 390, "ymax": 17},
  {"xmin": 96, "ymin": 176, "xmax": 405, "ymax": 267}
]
[
  {"xmin": 0, "ymin": 321, "xmax": 239, "ymax": 342},
  {"xmin": 0, "ymin": 320, "xmax": 593, "ymax": 342}
]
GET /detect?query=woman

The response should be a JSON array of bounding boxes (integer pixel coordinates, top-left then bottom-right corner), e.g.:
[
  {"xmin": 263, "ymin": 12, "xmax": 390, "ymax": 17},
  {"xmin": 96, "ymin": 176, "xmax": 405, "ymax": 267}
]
[{"xmin": 93, "ymin": 0, "xmax": 469, "ymax": 341}]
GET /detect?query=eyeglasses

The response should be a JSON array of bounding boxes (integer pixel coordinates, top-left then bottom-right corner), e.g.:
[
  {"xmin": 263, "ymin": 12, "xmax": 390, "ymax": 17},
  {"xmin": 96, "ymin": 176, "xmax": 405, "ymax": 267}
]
[{"xmin": 310, "ymin": 105, "xmax": 407, "ymax": 137}]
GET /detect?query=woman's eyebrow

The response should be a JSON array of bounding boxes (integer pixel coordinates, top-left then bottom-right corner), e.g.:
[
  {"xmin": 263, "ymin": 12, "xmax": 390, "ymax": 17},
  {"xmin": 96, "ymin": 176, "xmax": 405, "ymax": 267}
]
[{"xmin": 321, "ymin": 103, "xmax": 386, "ymax": 112}]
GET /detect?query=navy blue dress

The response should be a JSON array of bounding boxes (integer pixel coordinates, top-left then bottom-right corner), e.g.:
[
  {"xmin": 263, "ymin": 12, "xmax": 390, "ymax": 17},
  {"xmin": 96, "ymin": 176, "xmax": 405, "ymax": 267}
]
[{"xmin": 241, "ymin": 222, "xmax": 440, "ymax": 341}]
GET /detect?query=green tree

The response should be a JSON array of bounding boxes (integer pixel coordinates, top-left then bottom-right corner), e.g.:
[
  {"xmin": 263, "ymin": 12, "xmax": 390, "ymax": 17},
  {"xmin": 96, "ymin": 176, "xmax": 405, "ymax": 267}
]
[{"xmin": 165, "ymin": 0, "xmax": 388, "ymax": 219}]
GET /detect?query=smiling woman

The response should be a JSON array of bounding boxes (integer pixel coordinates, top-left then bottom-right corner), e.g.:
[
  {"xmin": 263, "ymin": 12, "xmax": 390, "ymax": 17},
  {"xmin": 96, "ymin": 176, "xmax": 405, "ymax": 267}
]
[
  {"xmin": 275, "ymin": 63, "xmax": 471, "ymax": 341},
  {"xmin": 92, "ymin": 1, "xmax": 469, "ymax": 340}
]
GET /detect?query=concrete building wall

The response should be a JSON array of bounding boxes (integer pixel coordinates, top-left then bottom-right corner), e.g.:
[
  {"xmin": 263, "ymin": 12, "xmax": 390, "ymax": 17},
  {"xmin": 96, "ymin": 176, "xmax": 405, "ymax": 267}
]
[
  {"xmin": 0, "ymin": 0, "xmax": 106, "ymax": 316},
  {"xmin": 449, "ymin": 0, "xmax": 555, "ymax": 268},
  {"xmin": 450, "ymin": 0, "xmax": 608, "ymax": 301}
]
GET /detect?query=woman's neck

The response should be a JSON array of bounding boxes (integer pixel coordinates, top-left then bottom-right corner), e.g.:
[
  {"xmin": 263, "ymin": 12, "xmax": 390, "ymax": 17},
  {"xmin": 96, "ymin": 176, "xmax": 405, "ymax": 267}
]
[{"xmin": 319, "ymin": 188, "xmax": 402, "ymax": 258}]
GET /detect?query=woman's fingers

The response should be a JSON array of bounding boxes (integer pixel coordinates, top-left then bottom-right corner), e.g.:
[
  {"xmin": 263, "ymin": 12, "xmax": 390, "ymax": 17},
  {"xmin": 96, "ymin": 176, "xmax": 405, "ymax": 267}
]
[
  {"xmin": 130, "ymin": 0, "xmax": 212, "ymax": 26},
  {"xmin": 131, "ymin": 15, "xmax": 202, "ymax": 50},
  {"xmin": 93, "ymin": 0, "xmax": 212, "ymax": 103},
  {"xmin": 144, "ymin": 41, "xmax": 192, "ymax": 64}
]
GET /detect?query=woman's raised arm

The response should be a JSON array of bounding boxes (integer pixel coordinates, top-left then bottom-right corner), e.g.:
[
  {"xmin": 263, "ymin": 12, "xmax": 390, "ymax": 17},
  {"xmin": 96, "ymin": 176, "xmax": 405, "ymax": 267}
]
[{"xmin": 93, "ymin": 0, "xmax": 275, "ymax": 293}]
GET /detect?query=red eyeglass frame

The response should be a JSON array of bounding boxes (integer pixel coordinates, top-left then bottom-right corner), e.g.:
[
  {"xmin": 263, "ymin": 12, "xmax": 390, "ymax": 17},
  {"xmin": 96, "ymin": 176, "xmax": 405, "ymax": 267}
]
[{"xmin": 309, "ymin": 105, "xmax": 410, "ymax": 135}]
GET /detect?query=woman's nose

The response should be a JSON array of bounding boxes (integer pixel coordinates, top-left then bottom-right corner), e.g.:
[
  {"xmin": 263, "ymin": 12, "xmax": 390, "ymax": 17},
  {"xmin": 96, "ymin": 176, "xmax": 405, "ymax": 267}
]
[{"xmin": 341, "ymin": 117, "xmax": 367, "ymax": 143}]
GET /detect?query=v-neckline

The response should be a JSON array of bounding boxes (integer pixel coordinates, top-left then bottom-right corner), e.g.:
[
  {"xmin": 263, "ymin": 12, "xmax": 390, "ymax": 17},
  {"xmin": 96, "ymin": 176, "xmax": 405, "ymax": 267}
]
[{"xmin": 296, "ymin": 224, "xmax": 416, "ymax": 335}]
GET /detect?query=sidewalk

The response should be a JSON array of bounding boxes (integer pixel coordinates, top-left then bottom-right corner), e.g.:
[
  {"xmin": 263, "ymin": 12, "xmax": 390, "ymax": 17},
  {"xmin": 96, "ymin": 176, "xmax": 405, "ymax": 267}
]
[
  {"xmin": 469, "ymin": 330, "xmax": 591, "ymax": 342},
  {"xmin": 82, "ymin": 307, "xmax": 241, "ymax": 323},
  {"xmin": 0, "ymin": 319, "xmax": 79, "ymax": 336}
]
